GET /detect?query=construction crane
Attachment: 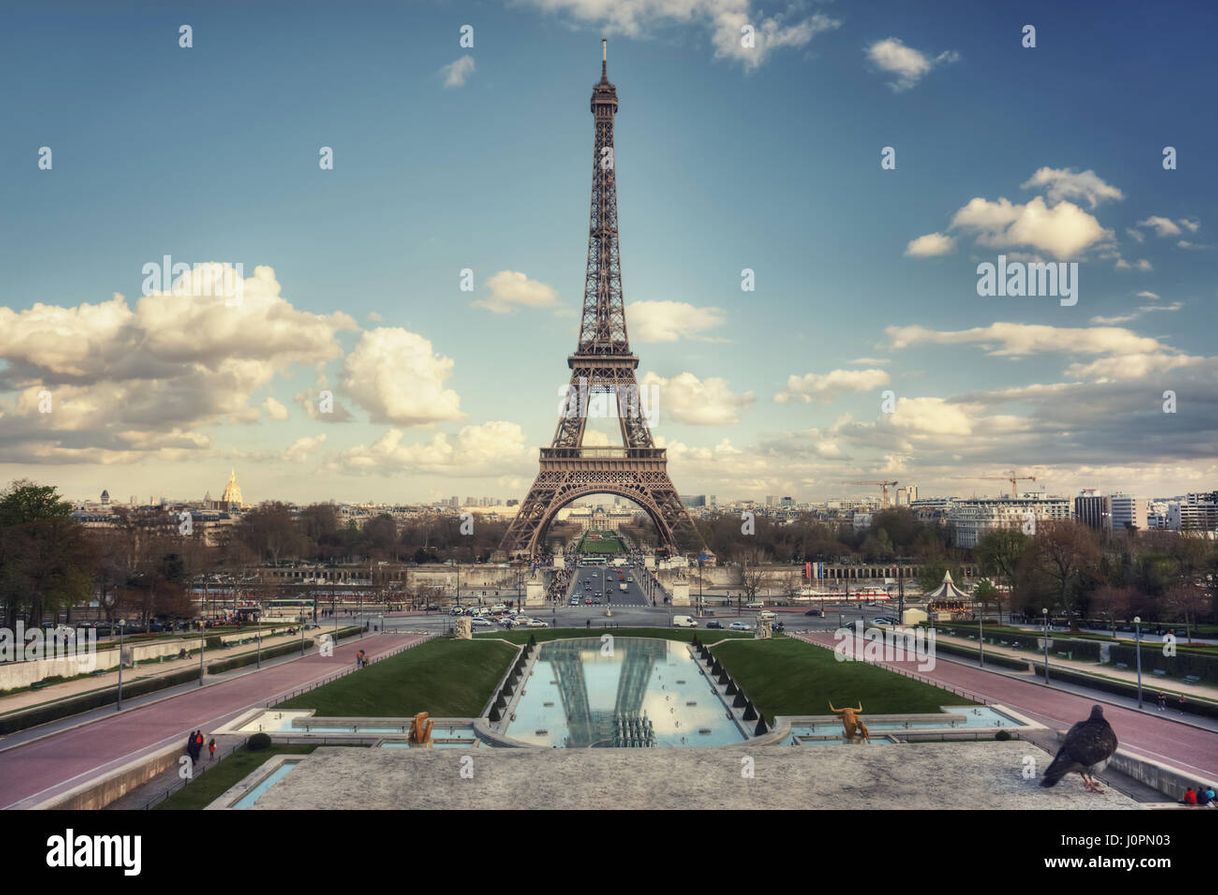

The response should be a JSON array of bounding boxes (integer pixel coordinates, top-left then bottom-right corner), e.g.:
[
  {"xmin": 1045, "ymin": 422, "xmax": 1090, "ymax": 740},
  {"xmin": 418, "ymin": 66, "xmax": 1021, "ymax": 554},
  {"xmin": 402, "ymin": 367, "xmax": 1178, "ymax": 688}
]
[
  {"xmin": 850, "ymin": 480, "xmax": 899, "ymax": 509},
  {"xmin": 953, "ymin": 470, "xmax": 1038, "ymax": 498}
]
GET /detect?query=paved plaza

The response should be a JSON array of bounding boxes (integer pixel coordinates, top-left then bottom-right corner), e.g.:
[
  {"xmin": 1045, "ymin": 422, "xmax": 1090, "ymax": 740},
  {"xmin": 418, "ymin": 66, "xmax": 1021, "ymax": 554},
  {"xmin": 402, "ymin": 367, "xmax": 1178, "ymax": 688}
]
[{"xmin": 249, "ymin": 740, "xmax": 1140, "ymax": 810}]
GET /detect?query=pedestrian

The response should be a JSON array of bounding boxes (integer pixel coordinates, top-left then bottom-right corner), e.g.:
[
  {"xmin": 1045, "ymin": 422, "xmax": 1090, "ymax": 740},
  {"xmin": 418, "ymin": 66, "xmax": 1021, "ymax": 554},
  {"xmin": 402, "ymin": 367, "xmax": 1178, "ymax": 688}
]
[
  {"xmin": 208, "ymin": 738, "xmax": 217, "ymax": 762},
  {"xmin": 1157, "ymin": 691, "xmax": 1166, "ymax": 712},
  {"xmin": 1178, "ymin": 693, "xmax": 1187, "ymax": 715}
]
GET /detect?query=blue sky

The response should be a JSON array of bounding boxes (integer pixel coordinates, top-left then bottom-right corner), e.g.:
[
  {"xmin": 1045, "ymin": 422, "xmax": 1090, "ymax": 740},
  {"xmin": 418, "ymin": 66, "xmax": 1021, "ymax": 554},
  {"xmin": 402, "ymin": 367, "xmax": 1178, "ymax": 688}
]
[{"xmin": 1, "ymin": 0, "xmax": 1216, "ymax": 506}]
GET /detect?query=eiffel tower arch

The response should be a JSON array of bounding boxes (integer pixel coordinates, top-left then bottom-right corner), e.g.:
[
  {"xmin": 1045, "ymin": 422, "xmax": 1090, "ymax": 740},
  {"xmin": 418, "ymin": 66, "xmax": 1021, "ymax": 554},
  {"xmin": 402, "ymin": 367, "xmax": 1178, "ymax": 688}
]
[{"xmin": 501, "ymin": 42, "xmax": 704, "ymax": 560}]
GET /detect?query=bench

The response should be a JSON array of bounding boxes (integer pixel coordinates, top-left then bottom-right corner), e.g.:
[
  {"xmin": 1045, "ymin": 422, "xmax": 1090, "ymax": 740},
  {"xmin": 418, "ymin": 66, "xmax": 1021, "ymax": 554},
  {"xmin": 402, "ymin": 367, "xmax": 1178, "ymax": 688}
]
[
  {"xmin": 1184, "ymin": 675, "xmax": 1202, "ymax": 685},
  {"xmin": 1114, "ymin": 662, "xmax": 1128, "ymax": 670},
  {"xmin": 30, "ymin": 680, "xmax": 48, "ymax": 690},
  {"xmin": 1152, "ymin": 669, "xmax": 1168, "ymax": 677}
]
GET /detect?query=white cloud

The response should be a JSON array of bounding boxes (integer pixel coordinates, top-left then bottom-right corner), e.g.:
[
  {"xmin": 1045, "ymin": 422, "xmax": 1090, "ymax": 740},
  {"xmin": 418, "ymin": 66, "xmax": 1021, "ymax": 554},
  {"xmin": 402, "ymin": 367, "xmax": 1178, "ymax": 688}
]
[
  {"xmin": 441, "ymin": 56, "xmax": 475, "ymax": 88},
  {"xmin": 0, "ymin": 264, "xmax": 356, "ymax": 461},
  {"xmin": 1136, "ymin": 290, "xmax": 1160, "ymax": 300},
  {"xmin": 627, "ymin": 300, "xmax": 726, "ymax": 342},
  {"xmin": 865, "ymin": 37, "xmax": 959, "ymax": 91},
  {"xmin": 284, "ymin": 434, "xmax": 326, "ymax": 463},
  {"xmin": 1138, "ymin": 215, "xmax": 1181, "ymax": 237},
  {"xmin": 884, "ymin": 396, "xmax": 975, "ymax": 437},
  {"xmin": 262, "ymin": 397, "xmax": 289, "ymax": 421},
  {"xmin": 341, "ymin": 328, "xmax": 463, "ymax": 425},
  {"xmin": 640, "ymin": 371, "xmax": 753, "ymax": 425},
  {"xmin": 950, "ymin": 195, "xmax": 1112, "ymax": 259},
  {"xmin": 522, "ymin": 1, "xmax": 840, "ymax": 71},
  {"xmin": 904, "ymin": 232, "xmax": 955, "ymax": 257},
  {"xmin": 774, "ymin": 368, "xmax": 890, "ymax": 404},
  {"xmin": 473, "ymin": 270, "xmax": 560, "ymax": 314},
  {"xmin": 333, "ymin": 421, "xmax": 529, "ymax": 476},
  {"xmin": 1178, "ymin": 218, "xmax": 1201, "ymax": 233},
  {"xmin": 1021, "ymin": 167, "xmax": 1124, "ymax": 209},
  {"xmin": 1114, "ymin": 257, "xmax": 1152, "ymax": 271},
  {"xmin": 887, "ymin": 322, "xmax": 1166, "ymax": 358}
]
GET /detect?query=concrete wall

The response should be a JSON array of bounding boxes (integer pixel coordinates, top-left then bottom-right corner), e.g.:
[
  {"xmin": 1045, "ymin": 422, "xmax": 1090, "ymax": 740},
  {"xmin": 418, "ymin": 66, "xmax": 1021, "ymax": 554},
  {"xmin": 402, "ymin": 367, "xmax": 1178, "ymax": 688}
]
[{"xmin": 37, "ymin": 741, "xmax": 184, "ymax": 810}]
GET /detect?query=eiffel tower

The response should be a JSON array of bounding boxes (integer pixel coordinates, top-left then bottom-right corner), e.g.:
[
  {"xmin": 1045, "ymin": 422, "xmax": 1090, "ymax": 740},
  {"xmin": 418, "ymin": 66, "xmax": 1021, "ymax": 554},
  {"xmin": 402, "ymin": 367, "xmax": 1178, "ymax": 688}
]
[{"xmin": 501, "ymin": 42, "xmax": 703, "ymax": 559}]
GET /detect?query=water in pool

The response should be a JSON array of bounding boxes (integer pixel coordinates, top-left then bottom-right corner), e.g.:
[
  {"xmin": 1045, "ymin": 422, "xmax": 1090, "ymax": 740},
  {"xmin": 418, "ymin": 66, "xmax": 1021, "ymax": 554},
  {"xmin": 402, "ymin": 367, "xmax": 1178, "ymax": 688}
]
[
  {"xmin": 504, "ymin": 637, "xmax": 745, "ymax": 748},
  {"xmin": 232, "ymin": 760, "xmax": 300, "ymax": 809}
]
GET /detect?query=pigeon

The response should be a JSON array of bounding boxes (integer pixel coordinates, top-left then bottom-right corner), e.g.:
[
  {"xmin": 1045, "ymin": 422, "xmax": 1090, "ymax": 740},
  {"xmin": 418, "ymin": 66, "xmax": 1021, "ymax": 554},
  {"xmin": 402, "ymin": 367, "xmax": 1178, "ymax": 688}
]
[{"xmin": 1040, "ymin": 704, "xmax": 1118, "ymax": 792}]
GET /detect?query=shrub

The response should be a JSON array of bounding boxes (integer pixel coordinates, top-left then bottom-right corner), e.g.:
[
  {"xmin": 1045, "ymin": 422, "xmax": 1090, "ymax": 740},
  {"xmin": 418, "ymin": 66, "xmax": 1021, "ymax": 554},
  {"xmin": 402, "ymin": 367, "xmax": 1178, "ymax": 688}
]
[{"xmin": 248, "ymin": 732, "xmax": 272, "ymax": 751}]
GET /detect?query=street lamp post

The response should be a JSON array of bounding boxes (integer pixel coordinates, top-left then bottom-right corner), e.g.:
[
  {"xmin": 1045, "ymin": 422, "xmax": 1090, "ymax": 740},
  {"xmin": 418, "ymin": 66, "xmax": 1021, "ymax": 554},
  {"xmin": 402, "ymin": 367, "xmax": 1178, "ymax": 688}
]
[
  {"xmin": 256, "ymin": 630, "xmax": 262, "ymax": 669},
  {"xmin": 198, "ymin": 619, "xmax": 205, "ymax": 687},
  {"xmin": 978, "ymin": 591, "xmax": 985, "ymax": 669},
  {"xmin": 116, "ymin": 619, "xmax": 127, "ymax": 710},
  {"xmin": 1041, "ymin": 608, "xmax": 1050, "ymax": 684},
  {"xmin": 1134, "ymin": 615, "xmax": 1144, "ymax": 709}
]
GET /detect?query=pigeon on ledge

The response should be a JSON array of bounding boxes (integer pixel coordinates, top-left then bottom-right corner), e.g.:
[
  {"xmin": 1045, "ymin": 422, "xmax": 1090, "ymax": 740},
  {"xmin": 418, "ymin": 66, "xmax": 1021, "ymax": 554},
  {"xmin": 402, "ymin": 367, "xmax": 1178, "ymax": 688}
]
[{"xmin": 1040, "ymin": 704, "xmax": 1118, "ymax": 792}]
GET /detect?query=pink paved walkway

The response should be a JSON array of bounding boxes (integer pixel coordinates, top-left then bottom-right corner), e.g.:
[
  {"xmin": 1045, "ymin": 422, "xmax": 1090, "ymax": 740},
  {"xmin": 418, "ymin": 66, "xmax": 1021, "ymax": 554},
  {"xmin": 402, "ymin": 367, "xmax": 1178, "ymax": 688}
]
[
  {"xmin": 0, "ymin": 633, "xmax": 423, "ymax": 809},
  {"xmin": 795, "ymin": 632, "xmax": 1218, "ymax": 780}
]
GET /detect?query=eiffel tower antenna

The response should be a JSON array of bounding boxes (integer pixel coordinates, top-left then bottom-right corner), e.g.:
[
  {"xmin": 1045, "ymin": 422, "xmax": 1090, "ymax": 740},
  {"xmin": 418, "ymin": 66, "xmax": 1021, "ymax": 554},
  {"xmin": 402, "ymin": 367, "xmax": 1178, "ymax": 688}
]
[{"xmin": 501, "ymin": 44, "xmax": 704, "ymax": 559}]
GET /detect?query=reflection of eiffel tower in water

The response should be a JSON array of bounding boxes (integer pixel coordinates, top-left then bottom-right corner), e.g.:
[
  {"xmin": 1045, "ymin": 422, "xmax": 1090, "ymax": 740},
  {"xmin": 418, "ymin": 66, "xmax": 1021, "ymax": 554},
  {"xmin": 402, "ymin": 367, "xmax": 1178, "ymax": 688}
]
[
  {"xmin": 546, "ymin": 638, "xmax": 667, "ymax": 747},
  {"xmin": 500, "ymin": 42, "xmax": 704, "ymax": 559}
]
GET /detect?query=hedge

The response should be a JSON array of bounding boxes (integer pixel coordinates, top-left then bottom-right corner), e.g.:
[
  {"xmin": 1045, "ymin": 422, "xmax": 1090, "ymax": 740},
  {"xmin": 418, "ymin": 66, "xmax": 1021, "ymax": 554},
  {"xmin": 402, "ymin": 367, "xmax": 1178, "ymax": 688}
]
[
  {"xmin": 1107, "ymin": 643, "xmax": 1218, "ymax": 685},
  {"xmin": 0, "ymin": 666, "xmax": 202, "ymax": 735},
  {"xmin": 938, "ymin": 624, "xmax": 1103, "ymax": 661},
  {"xmin": 934, "ymin": 640, "xmax": 1032, "ymax": 671},
  {"xmin": 205, "ymin": 626, "xmax": 363, "ymax": 675}
]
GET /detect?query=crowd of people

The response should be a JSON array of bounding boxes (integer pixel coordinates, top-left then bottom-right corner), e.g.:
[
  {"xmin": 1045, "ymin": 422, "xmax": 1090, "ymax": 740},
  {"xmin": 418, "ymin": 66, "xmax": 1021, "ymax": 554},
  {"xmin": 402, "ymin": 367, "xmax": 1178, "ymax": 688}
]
[{"xmin": 1181, "ymin": 784, "xmax": 1216, "ymax": 806}]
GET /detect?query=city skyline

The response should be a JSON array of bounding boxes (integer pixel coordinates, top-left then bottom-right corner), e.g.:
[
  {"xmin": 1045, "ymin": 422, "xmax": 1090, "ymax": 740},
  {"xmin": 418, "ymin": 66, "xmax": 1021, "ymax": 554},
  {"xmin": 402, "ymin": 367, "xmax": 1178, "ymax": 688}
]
[{"xmin": 2, "ymin": 1, "xmax": 1217, "ymax": 507}]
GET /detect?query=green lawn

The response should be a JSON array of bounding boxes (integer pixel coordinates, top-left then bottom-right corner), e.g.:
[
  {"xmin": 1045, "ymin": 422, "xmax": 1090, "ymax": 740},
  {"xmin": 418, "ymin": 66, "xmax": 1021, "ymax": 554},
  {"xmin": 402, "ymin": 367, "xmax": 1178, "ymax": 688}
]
[
  {"xmin": 277, "ymin": 638, "xmax": 517, "ymax": 717},
  {"xmin": 154, "ymin": 744, "xmax": 316, "ymax": 810},
  {"xmin": 578, "ymin": 530, "xmax": 625, "ymax": 553},
  {"xmin": 711, "ymin": 637, "xmax": 975, "ymax": 721},
  {"xmin": 476, "ymin": 626, "xmax": 754, "ymax": 645}
]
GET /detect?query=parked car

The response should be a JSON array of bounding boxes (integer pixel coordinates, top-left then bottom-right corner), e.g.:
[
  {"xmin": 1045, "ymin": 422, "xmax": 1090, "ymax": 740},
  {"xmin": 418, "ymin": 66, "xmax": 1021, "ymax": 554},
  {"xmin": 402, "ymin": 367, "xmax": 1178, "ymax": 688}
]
[
  {"xmin": 729, "ymin": 622, "xmax": 753, "ymax": 632},
  {"xmin": 804, "ymin": 608, "xmax": 825, "ymax": 617},
  {"xmin": 705, "ymin": 620, "xmax": 724, "ymax": 629},
  {"xmin": 671, "ymin": 615, "xmax": 697, "ymax": 628},
  {"xmin": 527, "ymin": 620, "xmax": 549, "ymax": 628},
  {"xmin": 471, "ymin": 618, "xmax": 493, "ymax": 628}
]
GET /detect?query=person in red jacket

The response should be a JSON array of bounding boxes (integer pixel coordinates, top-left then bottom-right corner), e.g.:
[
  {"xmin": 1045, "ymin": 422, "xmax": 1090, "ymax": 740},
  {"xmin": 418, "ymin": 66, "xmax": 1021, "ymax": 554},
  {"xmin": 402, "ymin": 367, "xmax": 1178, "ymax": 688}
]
[
  {"xmin": 208, "ymin": 738, "xmax": 217, "ymax": 761},
  {"xmin": 1183, "ymin": 787, "xmax": 1197, "ymax": 806}
]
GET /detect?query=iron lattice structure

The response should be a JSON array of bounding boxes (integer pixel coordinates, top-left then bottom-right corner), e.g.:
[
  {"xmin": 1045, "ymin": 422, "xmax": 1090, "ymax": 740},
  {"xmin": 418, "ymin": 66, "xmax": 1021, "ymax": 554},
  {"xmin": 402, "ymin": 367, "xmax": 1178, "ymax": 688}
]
[{"xmin": 501, "ymin": 44, "xmax": 703, "ymax": 559}]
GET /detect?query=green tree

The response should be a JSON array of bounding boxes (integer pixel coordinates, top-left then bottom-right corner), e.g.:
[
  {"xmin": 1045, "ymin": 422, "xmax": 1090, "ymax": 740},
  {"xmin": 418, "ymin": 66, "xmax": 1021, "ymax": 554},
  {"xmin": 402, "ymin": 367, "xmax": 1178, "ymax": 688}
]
[{"xmin": 0, "ymin": 480, "xmax": 94, "ymax": 626}]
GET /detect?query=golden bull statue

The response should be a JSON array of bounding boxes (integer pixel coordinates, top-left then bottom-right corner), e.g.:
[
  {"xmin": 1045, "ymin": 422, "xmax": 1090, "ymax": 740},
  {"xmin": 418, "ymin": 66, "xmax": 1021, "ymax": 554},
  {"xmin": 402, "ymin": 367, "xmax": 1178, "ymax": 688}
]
[
  {"xmin": 410, "ymin": 711, "xmax": 434, "ymax": 746},
  {"xmin": 828, "ymin": 701, "xmax": 870, "ymax": 744}
]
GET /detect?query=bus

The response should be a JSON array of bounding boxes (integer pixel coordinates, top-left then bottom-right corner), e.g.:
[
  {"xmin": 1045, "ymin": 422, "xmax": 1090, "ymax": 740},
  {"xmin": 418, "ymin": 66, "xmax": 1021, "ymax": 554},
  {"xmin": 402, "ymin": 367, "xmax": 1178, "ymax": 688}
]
[{"xmin": 263, "ymin": 598, "xmax": 317, "ymax": 623}]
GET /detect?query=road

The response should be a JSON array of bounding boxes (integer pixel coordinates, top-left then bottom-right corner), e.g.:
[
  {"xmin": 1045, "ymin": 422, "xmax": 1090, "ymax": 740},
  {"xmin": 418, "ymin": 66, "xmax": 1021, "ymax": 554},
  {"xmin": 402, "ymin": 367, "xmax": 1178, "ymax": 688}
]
[{"xmin": 0, "ymin": 632, "xmax": 423, "ymax": 810}]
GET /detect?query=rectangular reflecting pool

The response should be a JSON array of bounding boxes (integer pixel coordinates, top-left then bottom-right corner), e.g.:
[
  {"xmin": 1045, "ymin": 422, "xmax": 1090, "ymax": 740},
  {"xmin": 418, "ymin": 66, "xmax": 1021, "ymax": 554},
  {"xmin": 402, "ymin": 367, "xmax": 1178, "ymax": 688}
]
[
  {"xmin": 503, "ymin": 637, "xmax": 746, "ymax": 748},
  {"xmin": 787, "ymin": 705, "xmax": 1025, "ymax": 743},
  {"xmin": 232, "ymin": 760, "xmax": 302, "ymax": 809}
]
